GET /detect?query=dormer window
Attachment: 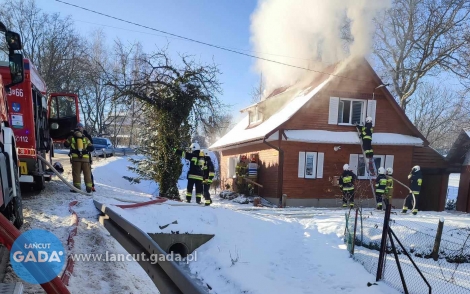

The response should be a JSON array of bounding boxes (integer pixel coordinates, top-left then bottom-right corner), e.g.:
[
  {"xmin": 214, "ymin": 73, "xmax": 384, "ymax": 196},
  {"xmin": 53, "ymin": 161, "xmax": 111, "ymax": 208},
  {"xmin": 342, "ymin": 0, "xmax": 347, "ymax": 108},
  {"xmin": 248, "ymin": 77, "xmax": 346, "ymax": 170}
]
[{"xmin": 249, "ymin": 106, "xmax": 263, "ymax": 125}]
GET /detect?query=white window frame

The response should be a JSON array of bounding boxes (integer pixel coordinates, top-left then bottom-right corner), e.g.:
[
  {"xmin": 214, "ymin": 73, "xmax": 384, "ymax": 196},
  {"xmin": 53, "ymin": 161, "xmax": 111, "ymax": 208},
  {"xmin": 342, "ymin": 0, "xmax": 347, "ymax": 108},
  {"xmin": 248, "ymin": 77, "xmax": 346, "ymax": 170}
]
[
  {"xmin": 298, "ymin": 151, "xmax": 324, "ymax": 179},
  {"xmin": 337, "ymin": 98, "xmax": 366, "ymax": 126},
  {"xmin": 357, "ymin": 154, "xmax": 385, "ymax": 180},
  {"xmin": 248, "ymin": 106, "xmax": 263, "ymax": 125}
]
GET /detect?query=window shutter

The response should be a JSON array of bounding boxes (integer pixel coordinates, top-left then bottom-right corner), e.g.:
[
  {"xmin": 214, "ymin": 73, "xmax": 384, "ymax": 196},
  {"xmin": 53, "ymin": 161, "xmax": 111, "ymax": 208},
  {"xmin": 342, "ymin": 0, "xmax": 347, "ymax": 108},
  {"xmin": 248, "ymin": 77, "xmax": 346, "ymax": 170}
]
[
  {"xmin": 385, "ymin": 155, "xmax": 394, "ymax": 171},
  {"xmin": 316, "ymin": 152, "xmax": 324, "ymax": 178},
  {"xmin": 328, "ymin": 97, "xmax": 340, "ymax": 125},
  {"xmin": 298, "ymin": 152, "xmax": 306, "ymax": 178},
  {"xmin": 349, "ymin": 154, "xmax": 359, "ymax": 175},
  {"xmin": 367, "ymin": 100, "xmax": 377, "ymax": 126},
  {"xmin": 305, "ymin": 152, "xmax": 317, "ymax": 179}
]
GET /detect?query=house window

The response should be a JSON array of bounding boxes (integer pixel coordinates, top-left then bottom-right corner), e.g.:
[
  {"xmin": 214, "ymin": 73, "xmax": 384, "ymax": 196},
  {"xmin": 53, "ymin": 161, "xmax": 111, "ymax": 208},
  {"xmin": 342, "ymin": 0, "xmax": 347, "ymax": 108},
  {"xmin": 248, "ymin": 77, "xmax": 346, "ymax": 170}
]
[
  {"xmin": 357, "ymin": 155, "xmax": 385, "ymax": 179},
  {"xmin": 298, "ymin": 152, "xmax": 324, "ymax": 179},
  {"xmin": 248, "ymin": 107, "xmax": 263, "ymax": 125},
  {"xmin": 227, "ymin": 156, "xmax": 238, "ymax": 178},
  {"xmin": 338, "ymin": 99, "xmax": 365, "ymax": 125}
]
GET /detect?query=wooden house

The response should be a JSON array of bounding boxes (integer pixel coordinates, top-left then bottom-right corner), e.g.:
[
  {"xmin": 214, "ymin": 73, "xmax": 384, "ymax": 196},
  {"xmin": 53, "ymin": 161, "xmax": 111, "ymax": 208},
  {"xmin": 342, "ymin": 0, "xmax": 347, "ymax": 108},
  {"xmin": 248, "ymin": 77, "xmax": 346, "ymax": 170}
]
[{"xmin": 210, "ymin": 58, "xmax": 449, "ymax": 210}]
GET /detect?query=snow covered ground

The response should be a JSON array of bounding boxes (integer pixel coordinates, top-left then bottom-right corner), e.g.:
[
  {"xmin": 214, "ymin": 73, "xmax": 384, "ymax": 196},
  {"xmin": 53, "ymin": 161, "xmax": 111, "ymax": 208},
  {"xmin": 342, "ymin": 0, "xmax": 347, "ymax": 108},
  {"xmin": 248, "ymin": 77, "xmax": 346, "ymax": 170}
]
[{"xmin": 3, "ymin": 154, "xmax": 469, "ymax": 294}]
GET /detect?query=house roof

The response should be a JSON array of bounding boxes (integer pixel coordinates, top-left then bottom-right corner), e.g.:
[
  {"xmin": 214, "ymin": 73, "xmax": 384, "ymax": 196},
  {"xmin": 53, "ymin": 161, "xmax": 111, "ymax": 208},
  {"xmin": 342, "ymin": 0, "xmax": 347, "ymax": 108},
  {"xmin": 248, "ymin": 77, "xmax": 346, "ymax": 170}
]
[
  {"xmin": 284, "ymin": 130, "xmax": 424, "ymax": 146},
  {"xmin": 210, "ymin": 77, "xmax": 332, "ymax": 149},
  {"xmin": 210, "ymin": 57, "xmax": 429, "ymax": 150}
]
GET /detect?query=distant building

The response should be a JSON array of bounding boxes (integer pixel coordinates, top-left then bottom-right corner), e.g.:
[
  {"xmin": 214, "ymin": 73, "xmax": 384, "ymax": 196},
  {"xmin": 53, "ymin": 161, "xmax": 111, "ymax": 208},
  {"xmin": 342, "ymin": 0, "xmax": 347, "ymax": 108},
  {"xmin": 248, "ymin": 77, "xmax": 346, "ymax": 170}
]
[{"xmin": 104, "ymin": 111, "xmax": 141, "ymax": 147}]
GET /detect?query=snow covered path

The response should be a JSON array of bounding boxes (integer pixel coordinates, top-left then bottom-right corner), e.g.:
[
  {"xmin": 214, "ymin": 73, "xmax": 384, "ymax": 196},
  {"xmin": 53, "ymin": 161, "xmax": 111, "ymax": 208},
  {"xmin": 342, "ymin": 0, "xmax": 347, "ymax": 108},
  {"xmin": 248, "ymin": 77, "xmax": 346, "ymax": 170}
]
[{"xmin": 5, "ymin": 155, "xmax": 468, "ymax": 294}]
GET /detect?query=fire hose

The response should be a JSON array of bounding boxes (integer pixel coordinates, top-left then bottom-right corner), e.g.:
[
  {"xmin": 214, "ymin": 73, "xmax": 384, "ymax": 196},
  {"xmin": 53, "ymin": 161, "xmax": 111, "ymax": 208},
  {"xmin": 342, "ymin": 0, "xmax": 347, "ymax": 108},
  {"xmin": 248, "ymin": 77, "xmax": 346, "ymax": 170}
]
[
  {"xmin": 37, "ymin": 154, "xmax": 92, "ymax": 196},
  {"xmin": 388, "ymin": 176, "xmax": 416, "ymax": 211}
]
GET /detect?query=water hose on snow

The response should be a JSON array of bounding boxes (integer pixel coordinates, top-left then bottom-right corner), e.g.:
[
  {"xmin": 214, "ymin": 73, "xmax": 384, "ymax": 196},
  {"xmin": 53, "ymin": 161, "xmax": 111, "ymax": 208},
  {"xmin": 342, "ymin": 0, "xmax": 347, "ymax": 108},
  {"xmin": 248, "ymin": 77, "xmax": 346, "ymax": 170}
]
[
  {"xmin": 37, "ymin": 154, "xmax": 92, "ymax": 196},
  {"xmin": 388, "ymin": 176, "xmax": 416, "ymax": 211}
]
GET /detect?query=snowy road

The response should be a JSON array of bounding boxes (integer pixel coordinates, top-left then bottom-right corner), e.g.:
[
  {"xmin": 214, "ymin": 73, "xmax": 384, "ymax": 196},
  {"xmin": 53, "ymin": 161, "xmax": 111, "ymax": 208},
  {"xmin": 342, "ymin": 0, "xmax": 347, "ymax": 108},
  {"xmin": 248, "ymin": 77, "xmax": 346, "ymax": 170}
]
[{"xmin": 3, "ymin": 155, "xmax": 469, "ymax": 294}]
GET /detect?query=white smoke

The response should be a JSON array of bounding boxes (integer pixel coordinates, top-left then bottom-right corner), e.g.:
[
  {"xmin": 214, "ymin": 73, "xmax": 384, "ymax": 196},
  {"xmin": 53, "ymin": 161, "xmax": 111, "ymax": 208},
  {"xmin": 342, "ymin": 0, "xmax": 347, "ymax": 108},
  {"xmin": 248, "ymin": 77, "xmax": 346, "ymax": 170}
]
[{"xmin": 250, "ymin": 0, "xmax": 391, "ymax": 92}]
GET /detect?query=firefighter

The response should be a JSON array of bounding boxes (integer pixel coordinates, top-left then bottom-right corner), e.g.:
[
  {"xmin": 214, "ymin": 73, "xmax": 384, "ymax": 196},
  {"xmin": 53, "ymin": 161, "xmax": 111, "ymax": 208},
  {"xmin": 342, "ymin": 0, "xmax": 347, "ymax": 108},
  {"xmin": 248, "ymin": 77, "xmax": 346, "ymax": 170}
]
[
  {"xmin": 375, "ymin": 167, "xmax": 387, "ymax": 210},
  {"xmin": 402, "ymin": 166, "xmax": 423, "ymax": 215},
  {"xmin": 64, "ymin": 129, "xmax": 94, "ymax": 192},
  {"xmin": 202, "ymin": 149, "xmax": 215, "ymax": 206},
  {"xmin": 235, "ymin": 155, "xmax": 249, "ymax": 195},
  {"xmin": 76, "ymin": 122, "xmax": 96, "ymax": 192},
  {"xmin": 356, "ymin": 117, "xmax": 374, "ymax": 159},
  {"xmin": 384, "ymin": 167, "xmax": 394, "ymax": 209},
  {"xmin": 339, "ymin": 164, "xmax": 357, "ymax": 208},
  {"xmin": 174, "ymin": 142, "xmax": 205, "ymax": 203}
]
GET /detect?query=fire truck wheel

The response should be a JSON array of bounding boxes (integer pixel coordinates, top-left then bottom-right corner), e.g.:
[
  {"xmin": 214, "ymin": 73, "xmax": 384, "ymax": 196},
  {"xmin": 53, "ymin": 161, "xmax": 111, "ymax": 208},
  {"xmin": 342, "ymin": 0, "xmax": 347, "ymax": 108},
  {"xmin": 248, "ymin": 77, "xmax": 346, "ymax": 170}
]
[
  {"xmin": 33, "ymin": 175, "xmax": 45, "ymax": 191},
  {"xmin": 13, "ymin": 162, "xmax": 24, "ymax": 229}
]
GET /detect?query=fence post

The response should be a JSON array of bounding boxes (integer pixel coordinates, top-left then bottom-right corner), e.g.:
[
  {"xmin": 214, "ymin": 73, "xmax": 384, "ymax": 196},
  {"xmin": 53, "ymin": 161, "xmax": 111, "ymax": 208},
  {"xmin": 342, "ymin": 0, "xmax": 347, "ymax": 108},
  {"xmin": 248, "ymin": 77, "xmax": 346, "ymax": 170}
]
[
  {"xmin": 352, "ymin": 208, "xmax": 359, "ymax": 255},
  {"xmin": 432, "ymin": 218, "xmax": 445, "ymax": 261},
  {"xmin": 376, "ymin": 202, "xmax": 392, "ymax": 281}
]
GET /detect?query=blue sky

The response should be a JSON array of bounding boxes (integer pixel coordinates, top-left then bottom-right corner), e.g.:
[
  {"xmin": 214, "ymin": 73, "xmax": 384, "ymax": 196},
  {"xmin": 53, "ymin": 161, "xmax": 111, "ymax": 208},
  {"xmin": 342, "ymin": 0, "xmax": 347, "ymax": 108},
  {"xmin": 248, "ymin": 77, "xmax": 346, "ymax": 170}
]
[{"xmin": 38, "ymin": 0, "xmax": 261, "ymax": 120}]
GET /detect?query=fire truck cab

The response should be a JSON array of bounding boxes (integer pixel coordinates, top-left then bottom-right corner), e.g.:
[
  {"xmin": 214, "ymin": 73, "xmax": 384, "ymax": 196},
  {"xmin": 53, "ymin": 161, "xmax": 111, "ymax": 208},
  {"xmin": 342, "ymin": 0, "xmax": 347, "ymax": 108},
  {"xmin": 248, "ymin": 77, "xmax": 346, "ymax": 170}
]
[{"xmin": 0, "ymin": 59, "xmax": 79, "ymax": 191}]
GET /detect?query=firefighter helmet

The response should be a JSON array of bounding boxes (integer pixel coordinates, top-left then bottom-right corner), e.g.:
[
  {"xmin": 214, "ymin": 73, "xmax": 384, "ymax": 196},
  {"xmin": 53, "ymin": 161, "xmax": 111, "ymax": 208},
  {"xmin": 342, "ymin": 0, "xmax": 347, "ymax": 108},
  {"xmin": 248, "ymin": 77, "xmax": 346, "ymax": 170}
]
[
  {"xmin": 378, "ymin": 167, "xmax": 385, "ymax": 174},
  {"xmin": 343, "ymin": 164, "xmax": 349, "ymax": 171},
  {"xmin": 203, "ymin": 149, "xmax": 210, "ymax": 156},
  {"xmin": 412, "ymin": 165, "xmax": 420, "ymax": 172},
  {"xmin": 190, "ymin": 142, "xmax": 200, "ymax": 151},
  {"xmin": 386, "ymin": 167, "xmax": 393, "ymax": 175},
  {"xmin": 76, "ymin": 122, "xmax": 84, "ymax": 128},
  {"xmin": 366, "ymin": 116, "xmax": 373, "ymax": 123}
]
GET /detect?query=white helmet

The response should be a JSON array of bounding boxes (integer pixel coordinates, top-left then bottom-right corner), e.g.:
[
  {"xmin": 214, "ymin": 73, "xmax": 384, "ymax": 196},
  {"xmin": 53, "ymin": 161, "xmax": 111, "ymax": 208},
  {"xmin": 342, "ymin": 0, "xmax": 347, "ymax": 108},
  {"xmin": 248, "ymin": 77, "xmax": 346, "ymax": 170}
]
[
  {"xmin": 343, "ymin": 164, "xmax": 349, "ymax": 171},
  {"xmin": 203, "ymin": 149, "xmax": 210, "ymax": 156},
  {"xmin": 190, "ymin": 142, "xmax": 200, "ymax": 151},
  {"xmin": 378, "ymin": 167, "xmax": 385, "ymax": 174},
  {"xmin": 412, "ymin": 165, "xmax": 420, "ymax": 172},
  {"xmin": 366, "ymin": 116, "xmax": 373, "ymax": 123},
  {"xmin": 386, "ymin": 167, "xmax": 393, "ymax": 175}
]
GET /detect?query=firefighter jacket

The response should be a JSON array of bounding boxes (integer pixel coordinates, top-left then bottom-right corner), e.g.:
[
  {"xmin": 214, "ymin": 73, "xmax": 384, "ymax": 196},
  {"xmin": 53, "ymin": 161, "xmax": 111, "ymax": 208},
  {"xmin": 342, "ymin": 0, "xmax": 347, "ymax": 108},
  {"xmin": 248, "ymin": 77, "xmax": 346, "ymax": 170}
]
[
  {"xmin": 175, "ymin": 149, "xmax": 205, "ymax": 181},
  {"xmin": 64, "ymin": 130, "xmax": 94, "ymax": 159},
  {"xmin": 339, "ymin": 170, "xmax": 357, "ymax": 191},
  {"xmin": 408, "ymin": 170, "xmax": 423, "ymax": 195},
  {"xmin": 375, "ymin": 174, "xmax": 387, "ymax": 194},
  {"xmin": 356, "ymin": 122, "xmax": 373, "ymax": 140},
  {"xmin": 203, "ymin": 156, "xmax": 215, "ymax": 184},
  {"xmin": 385, "ymin": 176, "xmax": 394, "ymax": 198}
]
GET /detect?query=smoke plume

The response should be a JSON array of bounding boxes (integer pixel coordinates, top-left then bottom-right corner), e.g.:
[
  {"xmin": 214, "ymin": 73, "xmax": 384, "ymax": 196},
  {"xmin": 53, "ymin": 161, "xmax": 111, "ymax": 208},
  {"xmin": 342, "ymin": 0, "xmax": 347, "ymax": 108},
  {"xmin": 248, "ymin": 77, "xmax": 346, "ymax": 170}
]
[{"xmin": 250, "ymin": 0, "xmax": 391, "ymax": 93}]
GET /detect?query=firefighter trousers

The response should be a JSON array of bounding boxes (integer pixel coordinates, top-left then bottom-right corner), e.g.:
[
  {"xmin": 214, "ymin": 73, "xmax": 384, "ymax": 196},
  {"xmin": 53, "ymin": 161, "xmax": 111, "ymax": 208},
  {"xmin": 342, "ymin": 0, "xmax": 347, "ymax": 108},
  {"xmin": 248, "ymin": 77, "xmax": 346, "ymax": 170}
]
[
  {"xmin": 186, "ymin": 178, "xmax": 203, "ymax": 203},
  {"xmin": 363, "ymin": 139, "xmax": 374, "ymax": 158},
  {"xmin": 203, "ymin": 183, "xmax": 212, "ymax": 205},
  {"xmin": 72, "ymin": 159, "xmax": 93, "ymax": 192},
  {"xmin": 376, "ymin": 192, "xmax": 384, "ymax": 205},
  {"xmin": 342, "ymin": 189, "xmax": 355, "ymax": 204}
]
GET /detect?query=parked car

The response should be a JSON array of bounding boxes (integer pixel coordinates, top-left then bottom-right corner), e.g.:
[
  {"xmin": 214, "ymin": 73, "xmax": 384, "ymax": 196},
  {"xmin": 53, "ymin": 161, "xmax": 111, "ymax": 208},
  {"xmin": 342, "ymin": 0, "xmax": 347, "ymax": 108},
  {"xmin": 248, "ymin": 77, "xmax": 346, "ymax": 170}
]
[{"xmin": 92, "ymin": 137, "xmax": 115, "ymax": 157}]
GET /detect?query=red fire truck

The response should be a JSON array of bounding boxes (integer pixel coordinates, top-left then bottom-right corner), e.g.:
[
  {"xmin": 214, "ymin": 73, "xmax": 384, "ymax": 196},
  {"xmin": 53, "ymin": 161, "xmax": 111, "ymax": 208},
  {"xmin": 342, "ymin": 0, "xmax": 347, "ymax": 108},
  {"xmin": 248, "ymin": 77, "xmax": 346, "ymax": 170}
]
[
  {"xmin": 0, "ymin": 60, "xmax": 79, "ymax": 191},
  {"xmin": 0, "ymin": 22, "xmax": 25, "ymax": 228}
]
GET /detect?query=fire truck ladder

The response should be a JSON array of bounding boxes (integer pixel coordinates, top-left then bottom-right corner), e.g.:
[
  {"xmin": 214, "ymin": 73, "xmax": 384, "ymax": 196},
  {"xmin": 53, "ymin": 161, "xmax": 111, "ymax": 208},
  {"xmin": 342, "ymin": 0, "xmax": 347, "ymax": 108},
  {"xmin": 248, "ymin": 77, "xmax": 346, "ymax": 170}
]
[{"xmin": 356, "ymin": 128, "xmax": 378, "ymax": 206}]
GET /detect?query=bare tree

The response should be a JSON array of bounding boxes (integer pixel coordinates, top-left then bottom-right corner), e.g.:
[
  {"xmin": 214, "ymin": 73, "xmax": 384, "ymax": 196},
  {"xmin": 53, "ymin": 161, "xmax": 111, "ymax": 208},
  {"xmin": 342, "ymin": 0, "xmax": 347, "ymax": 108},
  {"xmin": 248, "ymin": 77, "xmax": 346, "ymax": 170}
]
[
  {"xmin": 374, "ymin": 0, "xmax": 470, "ymax": 110},
  {"xmin": 250, "ymin": 73, "xmax": 265, "ymax": 103},
  {"xmin": 0, "ymin": 0, "xmax": 87, "ymax": 93},
  {"xmin": 106, "ymin": 47, "xmax": 226, "ymax": 198},
  {"xmin": 406, "ymin": 82, "xmax": 470, "ymax": 153}
]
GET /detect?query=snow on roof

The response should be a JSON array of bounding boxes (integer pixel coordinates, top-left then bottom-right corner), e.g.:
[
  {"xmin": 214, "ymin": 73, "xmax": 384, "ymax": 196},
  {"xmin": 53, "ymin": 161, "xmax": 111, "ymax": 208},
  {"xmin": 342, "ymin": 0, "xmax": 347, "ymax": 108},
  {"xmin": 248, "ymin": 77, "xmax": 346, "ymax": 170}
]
[
  {"xmin": 210, "ymin": 78, "xmax": 331, "ymax": 150},
  {"xmin": 284, "ymin": 130, "xmax": 424, "ymax": 146}
]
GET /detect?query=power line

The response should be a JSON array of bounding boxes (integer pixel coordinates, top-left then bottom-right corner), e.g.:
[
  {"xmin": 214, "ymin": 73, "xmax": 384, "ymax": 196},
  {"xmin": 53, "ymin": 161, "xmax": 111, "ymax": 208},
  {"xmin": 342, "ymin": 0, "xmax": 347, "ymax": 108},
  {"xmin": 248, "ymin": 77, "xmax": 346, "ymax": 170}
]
[
  {"xmin": 73, "ymin": 20, "xmax": 315, "ymax": 62},
  {"xmin": 55, "ymin": 0, "xmax": 369, "ymax": 82}
]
